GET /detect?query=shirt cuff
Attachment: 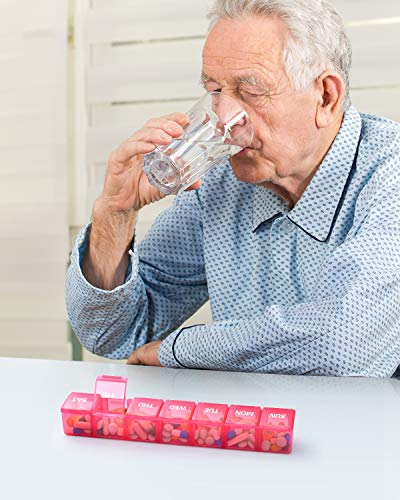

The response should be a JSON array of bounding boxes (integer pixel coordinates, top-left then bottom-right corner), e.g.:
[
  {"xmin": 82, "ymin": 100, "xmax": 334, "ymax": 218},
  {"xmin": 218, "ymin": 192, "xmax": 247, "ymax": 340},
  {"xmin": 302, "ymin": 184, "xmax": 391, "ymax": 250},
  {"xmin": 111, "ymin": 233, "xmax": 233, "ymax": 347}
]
[
  {"xmin": 158, "ymin": 325, "xmax": 204, "ymax": 368},
  {"xmin": 70, "ymin": 223, "xmax": 138, "ymax": 303}
]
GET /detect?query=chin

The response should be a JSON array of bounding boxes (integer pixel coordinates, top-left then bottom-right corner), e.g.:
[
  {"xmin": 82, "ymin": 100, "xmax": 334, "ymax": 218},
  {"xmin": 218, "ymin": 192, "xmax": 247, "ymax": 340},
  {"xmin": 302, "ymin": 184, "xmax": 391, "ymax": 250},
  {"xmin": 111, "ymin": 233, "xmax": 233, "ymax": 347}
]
[{"xmin": 229, "ymin": 156, "xmax": 273, "ymax": 185}]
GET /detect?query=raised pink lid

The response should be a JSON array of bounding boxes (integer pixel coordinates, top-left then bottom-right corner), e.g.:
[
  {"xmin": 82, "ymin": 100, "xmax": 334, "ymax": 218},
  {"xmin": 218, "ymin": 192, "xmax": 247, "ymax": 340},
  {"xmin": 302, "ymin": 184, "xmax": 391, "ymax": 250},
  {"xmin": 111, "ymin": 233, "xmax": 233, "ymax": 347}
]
[{"xmin": 93, "ymin": 375, "xmax": 128, "ymax": 413}]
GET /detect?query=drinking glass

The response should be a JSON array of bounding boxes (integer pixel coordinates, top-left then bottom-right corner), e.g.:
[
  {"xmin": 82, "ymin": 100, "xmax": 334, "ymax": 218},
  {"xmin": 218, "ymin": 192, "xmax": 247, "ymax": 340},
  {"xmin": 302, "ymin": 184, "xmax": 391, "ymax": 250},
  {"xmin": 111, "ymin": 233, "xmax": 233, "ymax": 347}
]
[{"xmin": 142, "ymin": 91, "xmax": 253, "ymax": 195}]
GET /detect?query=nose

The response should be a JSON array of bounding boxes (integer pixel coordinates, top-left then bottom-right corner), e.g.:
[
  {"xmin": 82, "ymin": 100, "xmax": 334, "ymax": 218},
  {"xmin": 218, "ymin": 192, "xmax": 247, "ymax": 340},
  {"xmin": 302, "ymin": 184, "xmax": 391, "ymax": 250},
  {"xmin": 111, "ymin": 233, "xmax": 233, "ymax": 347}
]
[{"xmin": 210, "ymin": 92, "xmax": 253, "ymax": 148}]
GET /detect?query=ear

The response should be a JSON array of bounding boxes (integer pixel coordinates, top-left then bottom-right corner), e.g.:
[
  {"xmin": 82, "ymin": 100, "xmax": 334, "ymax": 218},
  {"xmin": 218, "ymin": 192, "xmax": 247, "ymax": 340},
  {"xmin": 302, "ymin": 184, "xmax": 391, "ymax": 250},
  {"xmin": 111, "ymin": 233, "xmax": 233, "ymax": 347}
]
[{"xmin": 314, "ymin": 71, "xmax": 346, "ymax": 128}]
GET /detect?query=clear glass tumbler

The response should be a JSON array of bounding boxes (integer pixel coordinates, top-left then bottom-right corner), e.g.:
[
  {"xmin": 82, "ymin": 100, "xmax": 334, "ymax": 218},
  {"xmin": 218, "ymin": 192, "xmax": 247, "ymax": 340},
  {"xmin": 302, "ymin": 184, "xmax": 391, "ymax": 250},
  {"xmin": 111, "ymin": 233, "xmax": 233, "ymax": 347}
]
[{"xmin": 142, "ymin": 92, "xmax": 253, "ymax": 195}]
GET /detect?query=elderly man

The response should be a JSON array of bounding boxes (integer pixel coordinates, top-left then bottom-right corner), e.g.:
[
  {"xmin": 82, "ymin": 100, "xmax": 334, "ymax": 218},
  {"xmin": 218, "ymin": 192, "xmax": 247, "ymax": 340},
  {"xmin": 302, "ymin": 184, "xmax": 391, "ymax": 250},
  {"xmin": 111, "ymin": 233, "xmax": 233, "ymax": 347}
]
[{"xmin": 66, "ymin": 0, "xmax": 400, "ymax": 376}]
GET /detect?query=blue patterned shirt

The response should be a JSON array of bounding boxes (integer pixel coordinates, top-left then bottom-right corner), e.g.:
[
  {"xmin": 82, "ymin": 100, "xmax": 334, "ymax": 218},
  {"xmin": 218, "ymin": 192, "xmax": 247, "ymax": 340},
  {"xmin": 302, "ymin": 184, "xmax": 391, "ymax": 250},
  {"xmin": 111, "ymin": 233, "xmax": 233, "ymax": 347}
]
[{"xmin": 66, "ymin": 106, "xmax": 400, "ymax": 376}]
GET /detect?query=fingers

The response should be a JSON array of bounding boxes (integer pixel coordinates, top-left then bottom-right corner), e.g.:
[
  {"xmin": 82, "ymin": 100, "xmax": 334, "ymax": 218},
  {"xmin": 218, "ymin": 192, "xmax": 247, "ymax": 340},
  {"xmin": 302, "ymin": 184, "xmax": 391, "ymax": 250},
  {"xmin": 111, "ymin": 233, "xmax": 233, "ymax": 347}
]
[
  {"xmin": 111, "ymin": 114, "xmax": 189, "ymax": 165},
  {"xmin": 127, "ymin": 351, "xmax": 139, "ymax": 365},
  {"xmin": 111, "ymin": 140, "xmax": 156, "ymax": 164}
]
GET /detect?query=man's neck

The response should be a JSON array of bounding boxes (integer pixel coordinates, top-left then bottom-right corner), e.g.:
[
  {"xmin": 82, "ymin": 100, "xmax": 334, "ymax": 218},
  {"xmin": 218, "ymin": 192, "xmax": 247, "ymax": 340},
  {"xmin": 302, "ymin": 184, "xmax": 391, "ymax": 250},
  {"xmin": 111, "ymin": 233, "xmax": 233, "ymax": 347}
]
[{"xmin": 261, "ymin": 114, "xmax": 344, "ymax": 209}]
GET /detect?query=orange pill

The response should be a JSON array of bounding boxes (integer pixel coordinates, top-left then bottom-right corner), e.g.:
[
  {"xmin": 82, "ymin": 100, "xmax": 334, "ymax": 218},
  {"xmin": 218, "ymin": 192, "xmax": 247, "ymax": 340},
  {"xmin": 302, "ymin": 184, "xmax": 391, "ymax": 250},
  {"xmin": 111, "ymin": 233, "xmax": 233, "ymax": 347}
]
[
  {"xmin": 270, "ymin": 444, "xmax": 281, "ymax": 452},
  {"xmin": 66, "ymin": 416, "xmax": 75, "ymax": 427}
]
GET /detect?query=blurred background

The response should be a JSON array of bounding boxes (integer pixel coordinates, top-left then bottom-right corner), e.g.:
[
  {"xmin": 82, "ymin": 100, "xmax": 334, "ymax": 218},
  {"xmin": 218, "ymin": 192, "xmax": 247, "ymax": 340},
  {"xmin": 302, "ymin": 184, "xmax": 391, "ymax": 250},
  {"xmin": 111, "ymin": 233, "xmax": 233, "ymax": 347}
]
[{"xmin": 0, "ymin": 0, "xmax": 399, "ymax": 363}]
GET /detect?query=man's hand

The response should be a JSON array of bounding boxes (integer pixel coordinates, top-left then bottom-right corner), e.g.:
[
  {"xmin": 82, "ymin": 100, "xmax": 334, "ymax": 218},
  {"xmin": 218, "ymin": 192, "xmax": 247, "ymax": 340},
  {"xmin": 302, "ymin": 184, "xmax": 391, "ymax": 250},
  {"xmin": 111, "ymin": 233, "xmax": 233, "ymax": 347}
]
[{"xmin": 127, "ymin": 340, "xmax": 163, "ymax": 366}]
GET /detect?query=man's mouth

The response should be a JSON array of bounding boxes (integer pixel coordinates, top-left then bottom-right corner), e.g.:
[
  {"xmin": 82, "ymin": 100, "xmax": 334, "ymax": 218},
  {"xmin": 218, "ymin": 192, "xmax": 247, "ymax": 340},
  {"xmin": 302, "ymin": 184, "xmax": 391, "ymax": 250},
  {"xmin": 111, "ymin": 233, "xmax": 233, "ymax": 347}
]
[{"xmin": 235, "ymin": 147, "xmax": 254, "ymax": 158}]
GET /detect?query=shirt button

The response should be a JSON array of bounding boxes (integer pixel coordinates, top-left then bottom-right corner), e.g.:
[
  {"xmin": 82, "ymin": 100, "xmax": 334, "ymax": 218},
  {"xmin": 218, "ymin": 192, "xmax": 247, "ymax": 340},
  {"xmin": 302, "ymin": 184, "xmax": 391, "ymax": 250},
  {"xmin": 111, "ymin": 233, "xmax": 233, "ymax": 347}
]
[{"xmin": 281, "ymin": 219, "xmax": 294, "ymax": 233}]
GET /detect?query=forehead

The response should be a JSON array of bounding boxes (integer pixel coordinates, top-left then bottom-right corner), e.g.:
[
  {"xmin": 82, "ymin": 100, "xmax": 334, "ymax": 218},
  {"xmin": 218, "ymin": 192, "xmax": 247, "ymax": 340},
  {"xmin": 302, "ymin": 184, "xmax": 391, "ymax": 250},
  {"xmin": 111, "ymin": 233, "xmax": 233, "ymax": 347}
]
[{"xmin": 202, "ymin": 15, "xmax": 286, "ymax": 79}]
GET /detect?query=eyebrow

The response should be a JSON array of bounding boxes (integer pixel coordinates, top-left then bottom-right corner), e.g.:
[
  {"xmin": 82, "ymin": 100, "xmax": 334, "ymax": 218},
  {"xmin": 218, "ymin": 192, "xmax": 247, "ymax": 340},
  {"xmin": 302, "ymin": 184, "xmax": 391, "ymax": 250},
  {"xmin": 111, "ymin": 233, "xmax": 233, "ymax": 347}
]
[{"xmin": 200, "ymin": 72, "xmax": 269, "ymax": 89}]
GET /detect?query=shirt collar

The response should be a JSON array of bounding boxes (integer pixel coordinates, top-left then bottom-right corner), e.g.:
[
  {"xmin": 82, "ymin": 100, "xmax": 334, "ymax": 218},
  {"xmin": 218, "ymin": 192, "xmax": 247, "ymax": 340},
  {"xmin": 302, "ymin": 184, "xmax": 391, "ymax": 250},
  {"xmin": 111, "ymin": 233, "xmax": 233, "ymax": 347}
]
[{"xmin": 252, "ymin": 105, "xmax": 362, "ymax": 240}]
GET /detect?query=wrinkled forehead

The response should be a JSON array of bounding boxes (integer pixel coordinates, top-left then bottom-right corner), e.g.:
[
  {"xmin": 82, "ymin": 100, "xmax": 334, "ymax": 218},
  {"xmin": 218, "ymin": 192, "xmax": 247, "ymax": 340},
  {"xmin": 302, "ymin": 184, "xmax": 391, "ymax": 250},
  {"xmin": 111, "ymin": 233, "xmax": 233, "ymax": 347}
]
[{"xmin": 202, "ymin": 15, "xmax": 286, "ymax": 74}]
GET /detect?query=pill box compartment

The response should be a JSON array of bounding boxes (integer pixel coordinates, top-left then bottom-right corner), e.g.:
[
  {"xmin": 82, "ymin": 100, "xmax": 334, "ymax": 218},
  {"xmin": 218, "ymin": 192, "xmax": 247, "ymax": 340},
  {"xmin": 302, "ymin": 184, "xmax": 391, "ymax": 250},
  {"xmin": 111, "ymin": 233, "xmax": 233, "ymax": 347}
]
[
  {"xmin": 125, "ymin": 397, "xmax": 163, "ymax": 442},
  {"xmin": 91, "ymin": 375, "xmax": 128, "ymax": 439},
  {"xmin": 223, "ymin": 405, "xmax": 261, "ymax": 451},
  {"xmin": 259, "ymin": 407, "xmax": 296, "ymax": 454},
  {"xmin": 61, "ymin": 392, "xmax": 94, "ymax": 437},
  {"xmin": 190, "ymin": 402, "xmax": 228, "ymax": 448},
  {"xmin": 158, "ymin": 400, "xmax": 196, "ymax": 445}
]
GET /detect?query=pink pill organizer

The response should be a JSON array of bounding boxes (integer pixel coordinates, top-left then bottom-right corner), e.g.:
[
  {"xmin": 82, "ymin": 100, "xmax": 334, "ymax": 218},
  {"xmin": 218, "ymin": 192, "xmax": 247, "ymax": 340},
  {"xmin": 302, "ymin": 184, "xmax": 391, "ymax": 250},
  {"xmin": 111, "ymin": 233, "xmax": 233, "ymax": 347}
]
[{"xmin": 61, "ymin": 375, "xmax": 296, "ymax": 454}]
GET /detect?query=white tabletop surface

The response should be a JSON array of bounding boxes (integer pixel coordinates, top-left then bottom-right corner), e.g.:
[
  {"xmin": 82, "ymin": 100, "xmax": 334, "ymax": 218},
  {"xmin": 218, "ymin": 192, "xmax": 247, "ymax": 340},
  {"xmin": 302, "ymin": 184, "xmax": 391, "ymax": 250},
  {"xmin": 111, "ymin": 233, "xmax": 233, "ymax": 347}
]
[{"xmin": 1, "ymin": 357, "xmax": 399, "ymax": 500}]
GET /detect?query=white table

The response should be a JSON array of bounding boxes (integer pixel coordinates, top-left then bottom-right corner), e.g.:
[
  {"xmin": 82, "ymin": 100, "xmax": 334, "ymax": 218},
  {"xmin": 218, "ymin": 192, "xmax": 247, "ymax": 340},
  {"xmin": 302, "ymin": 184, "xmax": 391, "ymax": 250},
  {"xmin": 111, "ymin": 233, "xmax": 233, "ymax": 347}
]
[{"xmin": 1, "ymin": 357, "xmax": 398, "ymax": 499}]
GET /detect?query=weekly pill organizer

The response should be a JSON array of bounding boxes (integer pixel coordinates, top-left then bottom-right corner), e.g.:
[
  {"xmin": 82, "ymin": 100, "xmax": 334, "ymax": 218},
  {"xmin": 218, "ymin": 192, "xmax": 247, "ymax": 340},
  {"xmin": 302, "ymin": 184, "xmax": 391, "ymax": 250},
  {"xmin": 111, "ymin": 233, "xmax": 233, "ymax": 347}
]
[{"xmin": 61, "ymin": 375, "xmax": 296, "ymax": 454}]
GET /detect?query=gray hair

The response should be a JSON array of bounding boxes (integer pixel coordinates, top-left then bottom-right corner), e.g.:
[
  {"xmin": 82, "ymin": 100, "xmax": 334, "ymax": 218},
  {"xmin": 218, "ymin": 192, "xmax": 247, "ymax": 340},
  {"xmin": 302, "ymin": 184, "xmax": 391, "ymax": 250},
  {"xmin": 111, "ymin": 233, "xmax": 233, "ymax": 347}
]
[{"xmin": 207, "ymin": 0, "xmax": 352, "ymax": 110}]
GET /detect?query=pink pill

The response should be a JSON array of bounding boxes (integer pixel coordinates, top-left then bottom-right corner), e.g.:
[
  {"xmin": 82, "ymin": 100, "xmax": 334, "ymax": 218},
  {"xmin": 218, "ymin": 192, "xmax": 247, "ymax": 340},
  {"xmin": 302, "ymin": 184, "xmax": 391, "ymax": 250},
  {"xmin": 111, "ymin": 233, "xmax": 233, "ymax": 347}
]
[
  {"xmin": 103, "ymin": 417, "xmax": 109, "ymax": 435},
  {"xmin": 97, "ymin": 420, "xmax": 103, "ymax": 430},
  {"xmin": 171, "ymin": 429, "xmax": 181, "ymax": 437},
  {"xmin": 194, "ymin": 429, "xmax": 199, "ymax": 440},
  {"xmin": 75, "ymin": 420, "xmax": 91, "ymax": 430},
  {"xmin": 248, "ymin": 441, "xmax": 255, "ymax": 449},
  {"xmin": 108, "ymin": 423, "xmax": 118, "ymax": 435},
  {"xmin": 238, "ymin": 441, "xmax": 248, "ymax": 448},
  {"xmin": 276, "ymin": 437, "xmax": 287, "ymax": 448},
  {"xmin": 148, "ymin": 434, "xmax": 156, "ymax": 441},
  {"xmin": 262, "ymin": 440, "xmax": 271, "ymax": 452},
  {"xmin": 205, "ymin": 437, "xmax": 215, "ymax": 446},
  {"xmin": 199, "ymin": 429, "xmax": 208, "ymax": 440},
  {"xmin": 210, "ymin": 429, "xmax": 220, "ymax": 440},
  {"xmin": 162, "ymin": 430, "xmax": 171, "ymax": 439},
  {"xmin": 164, "ymin": 424, "xmax": 173, "ymax": 432},
  {"xmin": 133, "ymin": 422, "xmax": 147, "ymax": 440},
  {"xmin": 139, "ymin": 421, "xmax": 152, "ymax": 432},
  {"xmin": 131, "ymin": 433, "xmax": 138, "ymax": 440},
  {"xmin": 248, "ymin": 434, "xmax": 256, "ymax": 444},
  {"xmin": 235, "ymin": 428, "xmax": 243, "ymax": 435},
  {"xmin": 162, "ymin": 436, "xmax": 171, "ymax": 442},
  {"xmin": 198, "ymin": 438, "xmax": 204, "ymax": 445},
  {"xmin": 228, "ymin": 431, "xmax": 249, "ymax": 447}
]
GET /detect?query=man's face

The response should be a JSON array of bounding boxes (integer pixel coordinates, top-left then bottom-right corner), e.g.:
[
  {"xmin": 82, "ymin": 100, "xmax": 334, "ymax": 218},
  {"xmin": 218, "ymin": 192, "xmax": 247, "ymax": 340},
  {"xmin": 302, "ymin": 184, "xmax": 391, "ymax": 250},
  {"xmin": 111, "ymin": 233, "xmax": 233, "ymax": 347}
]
[{"xmin": 202, "ymin": 15, "xmax": 320, "ymax": 186}]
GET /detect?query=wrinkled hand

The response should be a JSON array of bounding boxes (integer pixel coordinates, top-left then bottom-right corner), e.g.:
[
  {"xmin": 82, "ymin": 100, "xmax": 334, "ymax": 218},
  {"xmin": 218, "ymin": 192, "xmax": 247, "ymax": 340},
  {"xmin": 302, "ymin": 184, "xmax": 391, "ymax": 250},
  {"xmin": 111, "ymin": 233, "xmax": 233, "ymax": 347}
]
[{"xmin": 127, "ymin": 340, "xmax": 163, "ymax": 366}]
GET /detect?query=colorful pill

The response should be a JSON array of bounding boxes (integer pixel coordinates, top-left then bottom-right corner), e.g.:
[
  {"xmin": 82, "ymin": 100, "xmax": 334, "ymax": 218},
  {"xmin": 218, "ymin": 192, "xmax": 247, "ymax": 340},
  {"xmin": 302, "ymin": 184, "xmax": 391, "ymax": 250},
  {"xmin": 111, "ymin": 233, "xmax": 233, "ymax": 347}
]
[
  {"xmin": 215, "ymin": 439, "xmax": 222, "ymax": 447},
  {"xmin": 199, "ymin": 428, "xmax": 208, "ymax": 440},
  {"xmin": 227, "ymin": 430, "xmax": 236, "ymax": 440},
  {"xmin": 205, "ymin": 436, "xmax": 215, "ymax": 446},
  {"xmin": 238, "ymin": 441, "xmax": 248, "ymax": 449},
  {"xmin": 262, "ymin": 440, "xmax": 271, "ymax": 452},
  {"xmin": 108, "ymin": 423, "xmax": 118, "ymax": 435},
  {"xmin": 180, "ymin": 430, "xmax": 189, "ymax": 439},
  {"xmin": 73, "ymin": 427, "xmax": 84, "ymax": 435},
  {"xmin": 139, "ymin": 421, "xmax": 152, "ymax": 433},
  {"xmin": 228, "ymin": 431, "xmax": 249, "ymax": 447},
  {"xmin": 133, "ymin": 422, "xmax": 147, "ymax": 440},
  {"xmin": 164, "ymin": 424, "xmax": 173, "ymax": 432},
  {"xmin": 66, "ymin": 416, "xmax": 75, "ymax": 427},
  {"xmin": 74, "ymin": 420, "xmax": 91, "ymax": 430},
  {"xmin": 276, "ymin": 437, "xmax": 287, "ymax": 448},
  {"xmin": 103, "ymin": 417, "xmax": 109, "ymax": 436},
  {"xmin": 210, "ymin": 429, "xmax": 220, "ymax": 440}
]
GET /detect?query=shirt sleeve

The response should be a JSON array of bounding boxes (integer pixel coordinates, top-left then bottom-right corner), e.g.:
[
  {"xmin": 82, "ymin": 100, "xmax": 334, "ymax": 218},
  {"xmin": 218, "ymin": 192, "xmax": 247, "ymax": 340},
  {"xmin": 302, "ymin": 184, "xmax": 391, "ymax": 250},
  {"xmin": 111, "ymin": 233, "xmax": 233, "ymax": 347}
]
[
  {"xmin": 66, "ymin": 190, "xmax": 208, "ymax": 358},
  {"xmin": 158, "ymin": 168, "xmax": 400, "ymax": 377}
]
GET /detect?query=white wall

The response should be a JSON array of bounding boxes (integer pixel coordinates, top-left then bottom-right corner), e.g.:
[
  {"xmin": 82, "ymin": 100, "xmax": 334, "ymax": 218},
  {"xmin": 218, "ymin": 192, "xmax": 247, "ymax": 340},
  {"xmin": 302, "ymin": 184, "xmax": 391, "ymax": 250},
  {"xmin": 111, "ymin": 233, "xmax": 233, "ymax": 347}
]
[{"xmin": 0, "ymin": 0, "xmax": 71, "ymax": 359}]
